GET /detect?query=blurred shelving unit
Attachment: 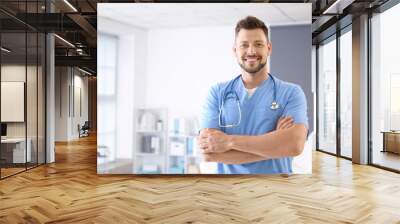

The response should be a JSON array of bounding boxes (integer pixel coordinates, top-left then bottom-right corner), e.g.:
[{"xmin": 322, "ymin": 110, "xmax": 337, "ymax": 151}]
[
  {"xmin": 167, "ymin": 118, "xmax": 200, "ymax": 174},
  {"xmin": 134, "ymin": 108, "xmax": 168, "ymax": 174}
]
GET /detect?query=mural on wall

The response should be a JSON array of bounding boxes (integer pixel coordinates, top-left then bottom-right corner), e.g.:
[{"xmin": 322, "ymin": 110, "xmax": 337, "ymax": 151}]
[{"xmin": 97, "ymin": 3, "xmax": 313, "ymax": 175}]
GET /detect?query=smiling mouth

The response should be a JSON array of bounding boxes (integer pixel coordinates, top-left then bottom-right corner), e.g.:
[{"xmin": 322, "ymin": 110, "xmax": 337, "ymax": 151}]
[{"xmin": 244, "ymin": 57, "xmax": 260, "ymax": 63}]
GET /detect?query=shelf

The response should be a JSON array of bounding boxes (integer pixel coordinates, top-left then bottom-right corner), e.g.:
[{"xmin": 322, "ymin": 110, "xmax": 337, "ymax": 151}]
[
  {"xmin": 136, "ymin": 152, "xmax": 161, "ymax": 156},
  {"xmin": 137, "ymin": 170, "xmax": 161, "ymax": 174},
  {"xmin": 137, "ymin": 130, "xmax": 165, "ymax": 134},
  {"xmin": 169, "ymin": 154, "xmax": 185, "ymax": 157},
  {"xmin": 168, "ymin": 132, "xmax": 198, "ymax": 138}
]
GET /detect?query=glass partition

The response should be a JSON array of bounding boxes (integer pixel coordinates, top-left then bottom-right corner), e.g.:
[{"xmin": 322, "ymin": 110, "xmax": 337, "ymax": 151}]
[
  {"xmin": 27, "ymin": 30, "xmax": 38, "ymax": 169},
  {"xmin": 0, "ymin": 1, "xmax": 46, "ymax": 179},
  {"xmin": 1, "ymin": 31, "xmax": 27, "ymax": 177},
  {"xmin": 317, "ymin": 36, "xmax": 337, "ymax": 155},
  {"xmin": 371, "ymin": 3, "xmax": 400, "ymax": 171}
]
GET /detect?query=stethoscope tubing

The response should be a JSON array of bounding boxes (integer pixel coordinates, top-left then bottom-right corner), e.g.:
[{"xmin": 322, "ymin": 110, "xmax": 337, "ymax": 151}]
[{"xmin": 218, "ymin": 73, "xmax": 279, "ymax": 128}]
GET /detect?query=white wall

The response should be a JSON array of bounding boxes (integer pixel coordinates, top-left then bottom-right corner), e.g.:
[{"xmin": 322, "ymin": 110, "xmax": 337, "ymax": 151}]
[
  {"xmin": 55, "ymin": 67, "xmax": 68, "ymax": 141},
  {"xmin": 1, "ymin": 65, "xmax": 26, "ymax": 84},
  {"xmin": 55, "ymin": 67, "xmax": 89, "ymax": 141},
  {"xmin": 1, "ymin": 65, "xmax": 38, "ymax": 138},
  {"xmin": 1, "ymin": 66, "xmax": 25, "ymax": 125},
  {"xmin": 72, "ymin": 73, "xmax": 89, "ymax": 137},
  {"xmin": 145, "ymin": 26, "xmax": 239, "ymax": 120}
]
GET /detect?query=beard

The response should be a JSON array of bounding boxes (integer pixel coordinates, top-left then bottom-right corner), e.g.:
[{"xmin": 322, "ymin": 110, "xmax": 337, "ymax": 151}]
[{"xmin": 238, "ymin": 58, "xmax": 267, "ymax": 74}]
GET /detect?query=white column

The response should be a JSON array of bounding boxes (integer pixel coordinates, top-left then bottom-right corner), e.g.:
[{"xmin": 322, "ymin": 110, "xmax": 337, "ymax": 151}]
[
  {"xmin": 352, "ymin": 14, "xmax": 369, "ymax": 164},
  {"xmin": 46, "ymin": 32, "xmax": 55, "ymax": 163}
]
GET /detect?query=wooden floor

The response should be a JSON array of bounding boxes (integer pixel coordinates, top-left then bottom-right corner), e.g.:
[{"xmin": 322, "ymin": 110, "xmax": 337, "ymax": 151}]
[
  {"xmin": 1, "ymin": 167, "xmax": 26, "ymax": 178},
  {"xmin": 372, "ymin": 150, "xmax": 400, "ymax": 171},
  {"xmin": 1, "ymin": 163, "xmax": 44, "ymax": 178},
  {"xmin": 1, "ymin": 135, "xmax": 400, "ymax": 223}
]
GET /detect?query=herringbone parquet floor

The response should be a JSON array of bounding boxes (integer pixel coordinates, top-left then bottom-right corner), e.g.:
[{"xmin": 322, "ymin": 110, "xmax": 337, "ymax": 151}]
[{"xmin": 1, "ymin": 135, "xmax": 400, "ymax": 223}]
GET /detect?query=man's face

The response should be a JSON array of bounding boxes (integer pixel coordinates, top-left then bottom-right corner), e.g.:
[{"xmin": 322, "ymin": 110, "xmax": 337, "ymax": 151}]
[{"xmin": 233, "ymin": 28, "xmax": 271, "ymax": 74}]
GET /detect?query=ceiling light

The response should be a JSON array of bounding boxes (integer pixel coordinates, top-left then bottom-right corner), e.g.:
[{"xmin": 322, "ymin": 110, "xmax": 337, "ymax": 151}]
[
  {"xmin": 1, "ymin": 47, "xmax": 11, "ymax": 53},
  {"xmin": 76, "ymin": 48, "xmax": 85, "ymax": 55},
  {"xmin": 63, "ymin": 0, "xmax": 78, "ymax": 12},
  {"xmin": 323, "ymin": 0, "xmax": 355, "ymax": 15},
  {"xmin": 54, "ymin": 34, "xmax": 75, "ymax": 48},
  {"xmin": 78, "ymin": 67, "xmax": 92, "ymax": 76}
]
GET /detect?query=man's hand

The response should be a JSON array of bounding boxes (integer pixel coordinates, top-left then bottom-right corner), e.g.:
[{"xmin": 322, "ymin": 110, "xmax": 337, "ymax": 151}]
[
  {"xmin": 202, "ymin": 152, "xmax": 218, "ymax": 162},
  {"xmin": 198, "ymin": 116, "xmax": 293, "ymax": 154},
  {"xmin": 198, "ymin": 116, "xmax": 295, "ymax": 163},
  {"xmin": 198, "ymin": 128, "xmax": 232, "ymax": 154},
  {"xmin": 276, "ymin": 116, "xmax": 294, "ymax": 130}
]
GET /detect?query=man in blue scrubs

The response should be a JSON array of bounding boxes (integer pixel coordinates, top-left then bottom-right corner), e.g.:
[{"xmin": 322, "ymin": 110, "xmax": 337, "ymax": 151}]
[{"xmin": 198, "ymin": 16, "xmax": 308, "ymax": 174}]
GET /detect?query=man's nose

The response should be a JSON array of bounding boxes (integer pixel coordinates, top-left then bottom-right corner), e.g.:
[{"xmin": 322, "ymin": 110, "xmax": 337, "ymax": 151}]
[{"xmin": 247, "ymin": 46, "xmax": 256, "ymax": 54}]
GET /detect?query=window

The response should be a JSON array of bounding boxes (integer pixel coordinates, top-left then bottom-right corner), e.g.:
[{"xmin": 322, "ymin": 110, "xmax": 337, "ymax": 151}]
[
  {"xmin": 371, "ymin": 2, "xmax": 400, "ymax": 171},
  {"xmin": 339, "ymin": 28, "xmax": 352, "ymax": 158},
  {"xmin": 317, "ymin": 36, "xmax": 337, "ymax": 155},
  {"xmin": 97, "ymin": 34, "xmax": 118, "ymax": 166}
]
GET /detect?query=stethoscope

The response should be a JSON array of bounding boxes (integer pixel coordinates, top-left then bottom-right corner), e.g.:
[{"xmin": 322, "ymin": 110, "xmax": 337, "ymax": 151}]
[{"xmin": 218, "ymin": 73, "xmax": 279, "ymax": 128}]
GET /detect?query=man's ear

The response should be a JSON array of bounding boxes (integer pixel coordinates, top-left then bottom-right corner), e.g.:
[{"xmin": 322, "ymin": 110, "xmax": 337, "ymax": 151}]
[{"xmin": 267, "ymin": 42, "xmax": 272, "ymax": 56}]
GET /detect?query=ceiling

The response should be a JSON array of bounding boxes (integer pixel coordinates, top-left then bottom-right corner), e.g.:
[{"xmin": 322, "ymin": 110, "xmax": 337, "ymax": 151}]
[
  {"xmin": 98, "ymin": 3, "xmax": 311, "ymax": 29},
  {"xmin": 0, "ymin": 0, "xmax": 393, "ymax": 75}
]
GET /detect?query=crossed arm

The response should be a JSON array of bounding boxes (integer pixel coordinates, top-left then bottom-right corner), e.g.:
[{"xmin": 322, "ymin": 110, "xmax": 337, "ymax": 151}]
[{"xmin": 198, "ymin": 116, "xmax": 308, "ymax": 164}]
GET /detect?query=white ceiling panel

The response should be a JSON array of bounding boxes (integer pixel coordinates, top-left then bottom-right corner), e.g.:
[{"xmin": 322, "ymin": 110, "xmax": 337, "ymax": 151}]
[{"xmin": 98, "ymin": 3, "xmax": 311, "ymax": 29}]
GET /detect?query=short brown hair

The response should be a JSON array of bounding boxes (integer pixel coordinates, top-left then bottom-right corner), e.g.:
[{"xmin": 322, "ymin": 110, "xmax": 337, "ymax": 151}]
[{"xmin": 235, "ymin": 16, "xmax": 269, "ymax": 41}]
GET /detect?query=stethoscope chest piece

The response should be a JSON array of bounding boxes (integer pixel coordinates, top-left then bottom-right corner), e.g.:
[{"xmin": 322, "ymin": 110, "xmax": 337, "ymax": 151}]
[{"xmin": 270, "ymin": 101, "xmax": 280, "ymax": 110}]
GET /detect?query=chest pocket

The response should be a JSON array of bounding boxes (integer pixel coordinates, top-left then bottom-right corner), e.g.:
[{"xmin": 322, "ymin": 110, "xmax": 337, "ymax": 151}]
[{"xmin": 253, "ymin": 105, "xmax": 284, "ymax": 133}]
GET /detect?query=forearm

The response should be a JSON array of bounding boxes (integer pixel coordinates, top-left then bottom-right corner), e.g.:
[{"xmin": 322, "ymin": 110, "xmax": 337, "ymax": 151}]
[
  {"xmin": 203, "ymin": 150, "xmax": 267, "ymax": 165},
  {"xmin": 229, "ymin": 124, "xmax": 307, "ymax": 158}
]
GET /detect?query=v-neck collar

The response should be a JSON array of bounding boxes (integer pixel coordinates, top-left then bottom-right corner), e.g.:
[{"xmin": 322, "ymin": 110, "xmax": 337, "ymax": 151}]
[{"xmin": 238, "ymin": 74, "xmax": 272, "ymax": 99}]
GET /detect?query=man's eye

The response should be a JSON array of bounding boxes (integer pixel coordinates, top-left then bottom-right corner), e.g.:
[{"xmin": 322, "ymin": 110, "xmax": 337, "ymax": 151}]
[
  {"xmin": 255, "ymin": 43, "xmax": 264, "ymax": 47},
  {"xmin": 240, "ymin": 44, "xmax": 248, "ymax": 48}
]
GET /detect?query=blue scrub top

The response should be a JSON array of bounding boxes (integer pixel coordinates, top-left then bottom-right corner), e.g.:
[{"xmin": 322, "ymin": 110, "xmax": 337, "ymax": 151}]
[{"xmin": 200, "ymin": 73, "xmax": 308, "ymax": 174}]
